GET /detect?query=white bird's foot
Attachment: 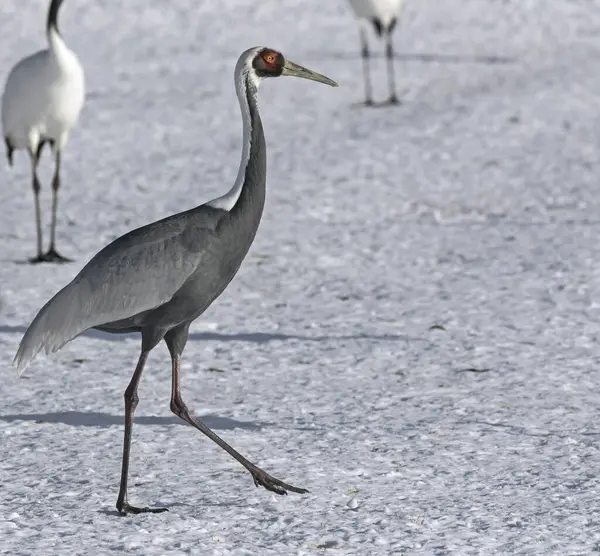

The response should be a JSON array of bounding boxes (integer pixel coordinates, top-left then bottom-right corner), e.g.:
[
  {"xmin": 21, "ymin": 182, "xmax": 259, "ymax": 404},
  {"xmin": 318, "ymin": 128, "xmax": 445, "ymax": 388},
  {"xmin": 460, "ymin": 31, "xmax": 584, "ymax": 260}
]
[
  {"xmin": 354, "ymin": 97, "xmax": 401, "ymax": 108},
  {"xmin": 42, "ymin": 247, "xmax": 72, "ymax": 263},
  {"xmin": 29, "ymin": 248, "xmax": 72, "ymax": 264},
  {"xmin": 351, "ymin": 99, "xmax": 376, "ymax": 109},
  {"xmin": 29, "ymin": 253, "xmax": 48, "ymax": 264}
]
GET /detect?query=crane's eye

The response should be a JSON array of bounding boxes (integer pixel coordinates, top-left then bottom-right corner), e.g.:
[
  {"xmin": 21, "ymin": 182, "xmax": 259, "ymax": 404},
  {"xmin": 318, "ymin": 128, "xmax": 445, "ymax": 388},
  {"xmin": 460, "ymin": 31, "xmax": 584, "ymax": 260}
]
[{"xmin": 254, "ymin": 49, "xmax": 284, "ymax": 77}]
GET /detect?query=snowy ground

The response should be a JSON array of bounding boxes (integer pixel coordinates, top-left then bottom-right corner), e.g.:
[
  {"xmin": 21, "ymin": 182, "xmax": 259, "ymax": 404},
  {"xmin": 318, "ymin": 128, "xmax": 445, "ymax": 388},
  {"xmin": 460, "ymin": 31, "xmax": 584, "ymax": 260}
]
[{"xmin": 1, "ymin": 0, "xmax": 600, "ymax": 554}]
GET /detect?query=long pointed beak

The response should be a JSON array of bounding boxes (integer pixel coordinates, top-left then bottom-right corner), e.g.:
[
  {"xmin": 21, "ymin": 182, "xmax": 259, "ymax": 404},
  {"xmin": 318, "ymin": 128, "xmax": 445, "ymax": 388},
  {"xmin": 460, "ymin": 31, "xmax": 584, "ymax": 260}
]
[{"xmin": 281, "ymin": 60, "xmax": 338, "ymax": 87}]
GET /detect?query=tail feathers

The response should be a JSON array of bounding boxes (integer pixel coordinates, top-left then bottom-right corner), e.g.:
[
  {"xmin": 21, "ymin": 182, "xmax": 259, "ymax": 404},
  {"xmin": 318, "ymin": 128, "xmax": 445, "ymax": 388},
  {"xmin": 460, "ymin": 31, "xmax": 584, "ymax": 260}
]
[
  {"xmin": 370, "ymin": 17, "xmax": 397, "ymax": 37},
  {"xmin": 371, "ymin": 18, "xmax": 384, "ymax": 37},
  {"xmin": 13, "ymin": 282, "xmax": 92, "ymax": 374}
]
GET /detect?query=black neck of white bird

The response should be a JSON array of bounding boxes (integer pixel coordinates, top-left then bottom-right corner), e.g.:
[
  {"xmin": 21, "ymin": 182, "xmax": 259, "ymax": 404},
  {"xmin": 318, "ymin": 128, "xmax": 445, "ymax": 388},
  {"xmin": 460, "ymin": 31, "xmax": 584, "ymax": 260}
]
[{"xmin": 47, "ymin": 0, "xmax": 64, "ymax": 37}]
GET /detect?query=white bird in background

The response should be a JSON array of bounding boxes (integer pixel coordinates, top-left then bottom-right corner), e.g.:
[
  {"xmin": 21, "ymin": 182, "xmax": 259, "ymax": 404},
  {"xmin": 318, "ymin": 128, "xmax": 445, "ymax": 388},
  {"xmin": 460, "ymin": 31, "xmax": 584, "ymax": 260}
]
[
  {"xmin": 2, "ymin": 0, "xmax": 85, "ymax": 263},
  {"xmin": 347, "ymin": 0, "xmax": 403, "ymax": 105}
]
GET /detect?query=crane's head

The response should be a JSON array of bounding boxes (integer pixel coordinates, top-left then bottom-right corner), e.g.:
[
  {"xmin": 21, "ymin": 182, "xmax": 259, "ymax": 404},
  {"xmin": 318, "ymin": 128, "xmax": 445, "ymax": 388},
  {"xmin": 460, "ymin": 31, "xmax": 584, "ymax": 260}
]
[{"xmin": 245, "ymin": 47, "xmax": 338, "ymax": 88}]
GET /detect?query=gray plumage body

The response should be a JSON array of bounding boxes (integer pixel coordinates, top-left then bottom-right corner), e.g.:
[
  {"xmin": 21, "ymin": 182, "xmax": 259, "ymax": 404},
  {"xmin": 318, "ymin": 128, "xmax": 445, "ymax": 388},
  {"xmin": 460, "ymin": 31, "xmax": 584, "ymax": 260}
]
[
  {"xmin": 15, "ymin": 55, "xmax": 265, "ymax": 366},
  {"xmin": 14, "ymin": 46, "xmax": 337, "ymax": 514}
]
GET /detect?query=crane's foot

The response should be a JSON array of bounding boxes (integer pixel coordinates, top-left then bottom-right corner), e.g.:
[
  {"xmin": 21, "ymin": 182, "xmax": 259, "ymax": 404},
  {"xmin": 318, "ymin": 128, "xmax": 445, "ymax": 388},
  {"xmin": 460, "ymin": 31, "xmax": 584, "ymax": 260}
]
[
  {"xmin": 351, "ymin": 99, "xmax": 376, "ymax": 109},
  {"xmin": 117, "ymin": 502, "xmax": 169, "ymax": 516},
  {"xmin": 384, "ymin": 95, "xmax": 402, "ymax": 106},
  {"xmin": 42, "ymin": 247, "xmax": 72, "ymax": 263},
  {"xmin": 250, "ymin": 467, "xmax": 309, "ymax": 495},
  {"xmin": 28, "ymin": 253, "xmax": 49, "ymax": 264},
  {"xmin": 28, "ymin": 248, "xmax": 72, "ymax": 264}
]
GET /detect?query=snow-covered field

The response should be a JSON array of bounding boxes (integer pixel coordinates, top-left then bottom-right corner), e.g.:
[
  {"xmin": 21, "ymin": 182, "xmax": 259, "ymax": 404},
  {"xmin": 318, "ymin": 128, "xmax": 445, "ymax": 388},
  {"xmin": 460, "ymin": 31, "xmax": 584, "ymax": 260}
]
[{"xmin": 2, "ymin": 0, "xmax": 600, "ymax": 553}]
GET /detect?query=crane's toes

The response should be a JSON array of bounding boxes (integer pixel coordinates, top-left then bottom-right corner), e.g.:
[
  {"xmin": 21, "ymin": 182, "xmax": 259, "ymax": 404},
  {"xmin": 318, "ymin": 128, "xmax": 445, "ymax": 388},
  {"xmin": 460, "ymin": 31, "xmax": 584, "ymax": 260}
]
[
  {"xmin": 43, "ymin": 248, "xmax": 73, "ymax": 263},
  {"xmin": 251, "ymin": 469, "xmax": 309, "ymax": 496},
  {"xmin": 351, "ymin": 100, "xmax": 375, "ymax": 109},
  {"xmin": 384, "ymin": 96, "xmax": 402, "ymax": 106},
  {"xmin": 117, "ymin": 503, "xmax": 169, "ymax": 516},
  {"xmin": 28, "ymin": 250, "xmax": 73, "ymax": 264}
]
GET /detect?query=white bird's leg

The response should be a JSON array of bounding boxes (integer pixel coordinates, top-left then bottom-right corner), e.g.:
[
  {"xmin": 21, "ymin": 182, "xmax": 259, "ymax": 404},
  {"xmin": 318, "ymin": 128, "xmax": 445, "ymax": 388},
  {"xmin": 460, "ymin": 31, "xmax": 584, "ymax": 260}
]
[
  {"xmin": 116, "ymin": 350, "xmax": 168, "ymax": 515},
  {"xmin": 360, "ymin": 27, "xmax": 374, "ymax": 106},
  {"xmin": 45, "ymin": 148, "xmax": 72, "ymax": 263},
  {"xmin": 28, "ymin": 145, "xmax": 44, "ymax": 263},
  {"xmin": 165, "ymin": 327, "xmax": 309, "ymax": 497},
  {"xmin": 385, "ymin": 26, "xmax": 400, "ymax": 105}
]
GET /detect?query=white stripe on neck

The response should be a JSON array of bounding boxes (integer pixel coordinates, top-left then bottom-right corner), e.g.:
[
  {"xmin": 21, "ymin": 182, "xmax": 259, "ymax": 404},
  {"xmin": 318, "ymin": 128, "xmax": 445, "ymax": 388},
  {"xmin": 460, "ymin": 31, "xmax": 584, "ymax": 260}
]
[{"xmin": 208, "ymin": 49, "xmax": 262, "ymax": 211}]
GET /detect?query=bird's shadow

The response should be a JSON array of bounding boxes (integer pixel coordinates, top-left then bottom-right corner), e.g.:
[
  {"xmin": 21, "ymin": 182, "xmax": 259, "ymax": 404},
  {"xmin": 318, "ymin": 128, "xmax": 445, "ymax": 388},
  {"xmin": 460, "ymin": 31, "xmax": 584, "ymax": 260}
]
[
  {"xmin": 97, "ymin": 498, "xmax": 246, "ymax": 516},
  {"xmin": 321, "ymin": 51, "xmax": 515, "ymax": 65},
  {"xmin": 0, "ymin": 325, "xmax": 414, "ymax": 344},
  {"xmin": 0, "ymin": 411, "xmax": 266, "ymax": 430},
  {"xmin": 350, "ymin": 99, "xmax": 405, "ymax": 109},
  {"xmin": 12, "ymin": 258, "xmax": 75, "ymax": 266}
]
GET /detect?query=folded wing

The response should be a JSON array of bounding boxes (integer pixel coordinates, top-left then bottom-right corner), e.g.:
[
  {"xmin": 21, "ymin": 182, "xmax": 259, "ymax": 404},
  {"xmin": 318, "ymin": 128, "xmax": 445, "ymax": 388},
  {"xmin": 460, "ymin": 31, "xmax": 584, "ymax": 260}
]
[{"xmin": 14, "ymin": 213, "xmax": 218, "ymax": 373}]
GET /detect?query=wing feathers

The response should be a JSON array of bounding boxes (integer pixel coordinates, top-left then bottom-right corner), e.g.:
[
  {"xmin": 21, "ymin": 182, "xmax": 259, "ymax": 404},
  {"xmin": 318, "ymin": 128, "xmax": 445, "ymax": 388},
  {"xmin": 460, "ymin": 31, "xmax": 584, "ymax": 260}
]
[{"xmin": 14, "ymin": 215, "xmax": 217, "ymax": 373}]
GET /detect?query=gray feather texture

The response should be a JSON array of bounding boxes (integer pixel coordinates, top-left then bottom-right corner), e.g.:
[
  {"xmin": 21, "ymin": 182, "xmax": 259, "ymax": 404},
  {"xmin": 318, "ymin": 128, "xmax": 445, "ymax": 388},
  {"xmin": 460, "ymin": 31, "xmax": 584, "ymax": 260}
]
[
  {"xmin": 14, "ymin": 208, "xmax": 225, "ymax": 372},
  {"xmin": 14, "ymin": 47, "xmax": 267, "ymax": 374}
]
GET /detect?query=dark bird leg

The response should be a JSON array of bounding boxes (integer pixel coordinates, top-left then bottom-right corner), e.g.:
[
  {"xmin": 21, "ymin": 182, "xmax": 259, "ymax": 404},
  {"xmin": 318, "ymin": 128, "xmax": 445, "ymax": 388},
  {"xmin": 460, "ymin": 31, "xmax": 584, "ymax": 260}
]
[
  {"xmin": 28, "ymin": 142, "xmax": 45, "ymax": 264},
  {"xmin": 165, "ymin": 325, "xmax": 308, "ymax": 498},
  {"xmin": 44, "ymin": 148, "xmax": 72, "ymax": 263},
  {"xmin": 384, "ymin": 21, "xmax": 400, "ymax": 105},
  {"xmin": 116, "ymin": 350, "xmax": 168, "ymax": 515},
  {"xmin": 4, "ymin": 137, "xmax": 13, "ymax": 166},
  {"xmin": 360, "ymin": 27, "xmax": 374, "ymax": 106}
]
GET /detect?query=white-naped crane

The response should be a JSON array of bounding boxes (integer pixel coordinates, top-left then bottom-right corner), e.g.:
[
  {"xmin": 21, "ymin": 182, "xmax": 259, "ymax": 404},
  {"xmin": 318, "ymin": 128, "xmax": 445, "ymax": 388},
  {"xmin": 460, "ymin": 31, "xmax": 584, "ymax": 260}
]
[
  {"xmin": 2, "ymin": 0, "xmax": 85, "ymax": 263},
  {"xmin": 14, "ymin": 47, "xmax": 337, "ymax": 515},
  {"xmin": 347, "ymin": 0, "xmax": 403, "ymax": 105}
]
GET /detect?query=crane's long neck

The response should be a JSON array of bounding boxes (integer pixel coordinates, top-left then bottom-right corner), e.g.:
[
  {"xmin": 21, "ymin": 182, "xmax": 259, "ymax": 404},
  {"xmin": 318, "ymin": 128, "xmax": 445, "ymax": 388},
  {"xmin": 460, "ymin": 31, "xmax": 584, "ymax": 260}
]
[
  {"xmin": 208, "ymin": 71, "xmax": 266, "ymax": 216},
  {"xmin": 46, "ymin": 0, "xmax": 68, "ymax": 57}
]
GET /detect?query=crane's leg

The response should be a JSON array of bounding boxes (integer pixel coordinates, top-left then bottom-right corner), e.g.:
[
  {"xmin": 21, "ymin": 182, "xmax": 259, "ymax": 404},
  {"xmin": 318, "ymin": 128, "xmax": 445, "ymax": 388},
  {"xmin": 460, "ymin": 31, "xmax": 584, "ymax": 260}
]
[
  {"xmin": 116, "ymin": 350, "xmax": 168, "ymax": 515},
  {"xmin": 44, "ymin": 148, "xmax": 72, "ymax": 263},
  {"xmin": 360, "ymin": 27, "xmax": 374, "ymax": 106},
  {"xmin": 384, "ymin": 25, "xmax": 400, "ymax": 105},
  {"xmin": 28, "ymin": 143, "xmax": 45, "ymax": 263},
  {"xmin": 165, "ymin": 326, "xmax": 308, "ymax": 498}
]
